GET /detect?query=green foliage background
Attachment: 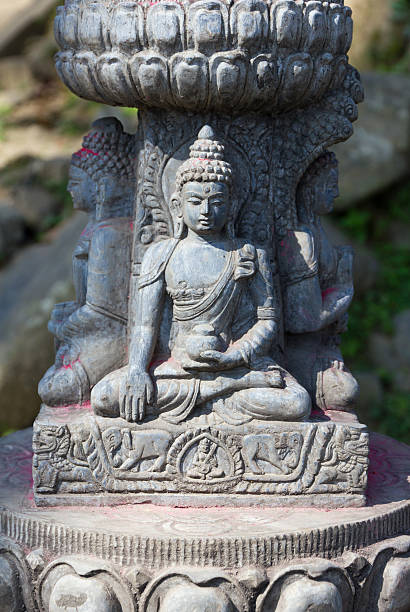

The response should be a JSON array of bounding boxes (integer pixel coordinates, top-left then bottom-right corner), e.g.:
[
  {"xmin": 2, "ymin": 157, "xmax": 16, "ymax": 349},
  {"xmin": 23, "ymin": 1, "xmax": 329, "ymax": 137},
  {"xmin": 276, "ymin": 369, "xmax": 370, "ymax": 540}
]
[{"xmin": 338, "ymin": 182, "xmax": 410, "ymax": 443}]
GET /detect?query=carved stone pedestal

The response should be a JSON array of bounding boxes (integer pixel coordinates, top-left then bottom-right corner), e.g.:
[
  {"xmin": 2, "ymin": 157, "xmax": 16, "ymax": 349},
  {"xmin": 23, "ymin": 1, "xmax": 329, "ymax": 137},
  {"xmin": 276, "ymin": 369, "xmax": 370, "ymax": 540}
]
[
  {"xmin": 33, "ymin": 404, "xmax": 369, "ymax": 508},
  {"xmin": 1, "ymin": 428, "xmax": 409, "ymax": 611}
]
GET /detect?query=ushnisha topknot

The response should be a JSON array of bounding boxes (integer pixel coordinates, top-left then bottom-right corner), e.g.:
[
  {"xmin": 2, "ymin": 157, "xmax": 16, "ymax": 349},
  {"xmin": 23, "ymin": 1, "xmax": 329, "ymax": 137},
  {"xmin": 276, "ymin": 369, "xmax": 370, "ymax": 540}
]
[
  {"xmin": 71, "ymin": 117, "xmax": 136, "ymax": 182},
  {"xmin": 175, "ymin": 125, "xmax": 233, "ymax": 192}
]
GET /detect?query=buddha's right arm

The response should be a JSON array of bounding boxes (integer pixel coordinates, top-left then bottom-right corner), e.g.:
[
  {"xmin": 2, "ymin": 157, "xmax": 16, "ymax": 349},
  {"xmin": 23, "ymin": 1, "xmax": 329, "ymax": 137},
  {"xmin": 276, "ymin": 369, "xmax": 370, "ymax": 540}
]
[
  {"xmin": 128, "ymin": 277, "xmax": 165, "ymax": 374},
  {"xmin": 280, "ymin": 228, "xmax": 352, "ymax": 334},
  {"xmin": 285, "ymin": 278, "xmax": 353, "ymax": 334}
]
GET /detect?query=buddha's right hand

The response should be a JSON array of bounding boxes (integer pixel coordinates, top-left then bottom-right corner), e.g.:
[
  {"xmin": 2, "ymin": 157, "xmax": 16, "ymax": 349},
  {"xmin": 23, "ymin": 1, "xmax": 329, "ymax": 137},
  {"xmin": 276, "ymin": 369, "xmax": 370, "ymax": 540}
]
[{"xmin": 119, "ymin": 370, "xmax": 154, "ymax": 423}]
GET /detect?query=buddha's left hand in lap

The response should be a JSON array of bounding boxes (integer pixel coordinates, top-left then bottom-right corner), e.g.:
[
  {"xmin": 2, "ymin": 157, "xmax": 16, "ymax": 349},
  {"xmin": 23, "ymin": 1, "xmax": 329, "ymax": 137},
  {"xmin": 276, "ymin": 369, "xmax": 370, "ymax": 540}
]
[{"xmin": 196, "ymin": 349, "xmax": 242, "ymax": 370}]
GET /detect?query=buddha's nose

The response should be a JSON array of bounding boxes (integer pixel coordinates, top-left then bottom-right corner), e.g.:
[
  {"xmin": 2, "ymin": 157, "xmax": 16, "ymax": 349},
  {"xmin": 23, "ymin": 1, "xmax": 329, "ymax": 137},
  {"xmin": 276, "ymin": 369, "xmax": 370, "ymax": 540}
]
[{"xmin": 200, "ymin": 198, "xmax": 210, "ymax": 215}]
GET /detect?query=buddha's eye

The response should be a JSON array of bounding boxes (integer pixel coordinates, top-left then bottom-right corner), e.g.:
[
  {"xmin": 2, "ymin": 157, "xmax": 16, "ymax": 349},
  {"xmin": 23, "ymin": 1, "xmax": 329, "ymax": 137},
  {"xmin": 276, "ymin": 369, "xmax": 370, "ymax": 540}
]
[
  {"xmin": 187, "ymin": 198, "xmax": 202, "ymax": 205},
  {"xmin": 211, "ymin": 199, "xmax": 224, "ymax": 206}
]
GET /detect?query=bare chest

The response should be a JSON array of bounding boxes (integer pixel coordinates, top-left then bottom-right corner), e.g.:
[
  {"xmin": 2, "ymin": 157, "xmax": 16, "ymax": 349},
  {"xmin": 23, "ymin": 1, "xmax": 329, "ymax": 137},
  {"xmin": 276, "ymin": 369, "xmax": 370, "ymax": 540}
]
[{"xmin": 165, "ymin": 243, "xmax": 229, "ymax": 291}]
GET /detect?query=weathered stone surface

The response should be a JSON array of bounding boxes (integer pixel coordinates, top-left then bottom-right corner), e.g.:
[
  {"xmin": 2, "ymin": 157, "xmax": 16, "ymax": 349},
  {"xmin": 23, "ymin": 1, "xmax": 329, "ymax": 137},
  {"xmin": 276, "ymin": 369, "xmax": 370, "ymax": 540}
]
[
  {"xmin": 333, "ymin": 73, "xmax": 410, "ymax": 209},
  {"xmin": 1, "ymin": 428, "xmax": 410, "ymax": 610},
  {"xmin": 33, "ymin": 404, "xmax": 369, "ymax": 507},
  {"xmin": 32, "ymin": 0, "xmax": 370, "ymax": 506},
  {"xmin": 1, "ymin": 2, "xmax": 409, "ymax": 610},
  {"xmin": 54, "ymin": 0, "xmax": 354, "ymax": 113},
  {"xmin": 37, "ymin": 118, "xmax": 136, "ymax": 408},
  {"xmin": 0, "ymin": 213, "xmax": 84, "ymax": 429}
]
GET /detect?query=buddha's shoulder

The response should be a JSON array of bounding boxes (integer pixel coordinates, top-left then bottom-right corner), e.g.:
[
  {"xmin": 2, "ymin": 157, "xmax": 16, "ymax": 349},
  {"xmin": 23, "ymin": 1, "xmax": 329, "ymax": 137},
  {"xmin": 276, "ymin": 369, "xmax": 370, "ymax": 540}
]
[
  {"xmin": 142, "ymin": 238, "xmax": 179, "ymax": 263},
  {"xmin": 139, "ymin": 238, "xmax": 179, "ymax": 287}
]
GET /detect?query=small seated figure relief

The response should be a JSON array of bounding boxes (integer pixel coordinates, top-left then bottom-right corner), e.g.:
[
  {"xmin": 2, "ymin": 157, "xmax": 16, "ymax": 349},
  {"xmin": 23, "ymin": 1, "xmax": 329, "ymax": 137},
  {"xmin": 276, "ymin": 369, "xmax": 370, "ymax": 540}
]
[
  {"xmin": 279, "ymin": 152, "xmax": 359, "ymax": 416},
  {"xmin": 102, "ymin": 428, "xmax": 172, "ymax": 472},
  {"xmin": 92, "ymin": 126, "xmax": 311, "ymax": 425},
  {"xmin": 186, "ymin": 437, "xmax": 225, "ymax": 480},
  {"xmin": 38, "ymin": 118, "xmax": 136, "ymax": 407}
]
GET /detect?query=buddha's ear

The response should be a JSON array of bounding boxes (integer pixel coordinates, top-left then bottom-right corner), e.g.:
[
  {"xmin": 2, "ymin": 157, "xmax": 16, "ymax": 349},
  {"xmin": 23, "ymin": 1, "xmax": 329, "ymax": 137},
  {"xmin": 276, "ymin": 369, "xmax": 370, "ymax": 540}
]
[
  {"xmin": 169, "ymin": 192, "xmax": 181, "ymax": 215},
  {"xmin": 170, "ymin": 192, "xmax": 184, "ymax": 238}
]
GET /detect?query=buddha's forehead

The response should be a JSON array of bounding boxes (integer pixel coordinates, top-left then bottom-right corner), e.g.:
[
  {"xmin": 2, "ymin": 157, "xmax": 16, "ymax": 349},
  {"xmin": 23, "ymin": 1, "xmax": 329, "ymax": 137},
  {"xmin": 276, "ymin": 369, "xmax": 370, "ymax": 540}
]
[
  {"xmin": 181, "ymin": 181, "xmax": 229, "ymax": 197},
  {"xmin": 68, "ymin": 165, "xmax": 89, "ymax": 181},
  {"xmin": 313, "ymin": 164, "xmax": 338, "ymax": 184}
]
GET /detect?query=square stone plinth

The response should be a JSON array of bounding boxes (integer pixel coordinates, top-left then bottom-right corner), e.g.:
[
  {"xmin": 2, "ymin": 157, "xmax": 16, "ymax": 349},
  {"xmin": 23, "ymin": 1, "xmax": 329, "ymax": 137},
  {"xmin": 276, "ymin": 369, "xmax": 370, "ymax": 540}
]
[{"xmin": 33, "ymin": 404, "xmax": 369, "ymax": 508}]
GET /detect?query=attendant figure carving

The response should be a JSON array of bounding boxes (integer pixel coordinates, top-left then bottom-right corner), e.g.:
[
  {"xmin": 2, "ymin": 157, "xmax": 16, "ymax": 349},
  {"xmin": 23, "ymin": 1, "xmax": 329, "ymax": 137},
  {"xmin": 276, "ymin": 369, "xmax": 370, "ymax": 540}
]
[
  {"xmin": 39, "ymin": 118, "xmax": 135, "ymax": 406},
  {"xmin": 187, "ymin": 438, "xmax": 225, "ymax": 480},
  {"xmin": 279, "ymin": 153, "xmax": 359, "ymax": 416},
  {"xmin": 92, "ymin": 126, "xmax": 311, "ymax": 425}
]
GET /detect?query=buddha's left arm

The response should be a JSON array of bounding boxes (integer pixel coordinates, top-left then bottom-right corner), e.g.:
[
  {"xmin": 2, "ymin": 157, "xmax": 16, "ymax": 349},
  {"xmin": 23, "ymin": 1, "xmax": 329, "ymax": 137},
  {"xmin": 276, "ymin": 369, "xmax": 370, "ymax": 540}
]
[{"xmin": 227, "ymin": 248, "xmax": 279, "ymax": 367}]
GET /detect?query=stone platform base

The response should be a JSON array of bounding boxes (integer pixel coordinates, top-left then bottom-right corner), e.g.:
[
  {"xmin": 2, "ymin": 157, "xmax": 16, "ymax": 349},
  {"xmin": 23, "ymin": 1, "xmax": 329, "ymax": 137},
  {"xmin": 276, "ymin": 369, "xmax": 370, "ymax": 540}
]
[
  {"xmin": 32, "ymin": 404, "xmax": 370, "ymax": 507},
  {"xmin": 0, "ymin": 428, "xmax": 409, "ymax": 611}
]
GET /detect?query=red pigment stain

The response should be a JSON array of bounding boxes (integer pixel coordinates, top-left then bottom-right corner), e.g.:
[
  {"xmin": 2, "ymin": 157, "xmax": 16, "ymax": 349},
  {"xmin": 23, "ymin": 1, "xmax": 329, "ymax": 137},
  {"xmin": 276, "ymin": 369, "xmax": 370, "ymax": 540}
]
[
  {"xmin": 129, "ymin": 221, "xmax": 134, "ymax": 230},
  {"xmin": 149, "ymin": 355, "xmax": 173, "ymax": 370},
  {"xmin": 74, "ymin": 147, "xmax": 99, "ymax": 159},
  {"xmin": 310, "ymin": 407, "xmax": 327, "ymax": 419},
  {"xmin": 96, "ymin": 223, "xmax": 113, "ymax": 230},
  {"xmin": 192, "ymin": 158, "xmax": 215, "ymax": 164},
  {"xmin": 42, "ymin": 401, "xmax": 93, "ymax": 419},
  {"xmin": 62, "ymin": 358, "xmax": 81, "ymax": 370},
  {"xmin": 278, "ymin": 236, "xmax": 292, "ymax": 261},
  {"xmin": 321, "ymin": 287, "xmax": 337, "ymax": 300}
]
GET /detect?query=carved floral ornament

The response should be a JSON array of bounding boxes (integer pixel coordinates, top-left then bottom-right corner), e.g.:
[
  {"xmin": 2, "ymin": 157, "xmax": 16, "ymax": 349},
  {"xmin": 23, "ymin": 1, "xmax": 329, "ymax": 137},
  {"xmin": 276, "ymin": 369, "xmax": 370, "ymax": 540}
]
[{"xmin": 54, "ymin": 0, "xmax": 354, "ymax": 111}]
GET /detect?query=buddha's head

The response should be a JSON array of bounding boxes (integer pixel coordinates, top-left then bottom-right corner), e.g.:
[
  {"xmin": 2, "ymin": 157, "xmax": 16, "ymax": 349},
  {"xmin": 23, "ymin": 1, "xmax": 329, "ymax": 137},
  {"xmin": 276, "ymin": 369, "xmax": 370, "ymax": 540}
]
[
  {"xmin": 69, "ymin": 117, "xmax": 135, "ymax": 218},
  {"xmin": 171, "ymin": 126, "xmax": 234, "ymax": 238},
  {"xmin": 297, "ymin": 152, "xmax": 339, "ymax": 222}
]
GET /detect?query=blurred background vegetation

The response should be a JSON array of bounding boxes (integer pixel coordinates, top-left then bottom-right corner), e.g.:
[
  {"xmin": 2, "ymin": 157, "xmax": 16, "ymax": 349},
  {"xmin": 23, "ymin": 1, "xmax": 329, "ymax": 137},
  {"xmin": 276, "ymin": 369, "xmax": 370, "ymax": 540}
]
[{"xmin": 0, "ymin": 0, "xmax": 409, "ymax": 442}]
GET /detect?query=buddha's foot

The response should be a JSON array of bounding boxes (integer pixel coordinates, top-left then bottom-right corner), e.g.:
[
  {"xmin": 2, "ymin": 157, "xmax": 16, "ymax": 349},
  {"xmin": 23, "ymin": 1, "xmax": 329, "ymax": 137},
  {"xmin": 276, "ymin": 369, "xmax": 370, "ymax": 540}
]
[
  {"xmin": 316, "ymin": 365, "xmax": 359, "ymax": 412},
  {"xmin": 38, "ymin": 361, "xmax": 89, "ymax": 406},
  {"xmin": 220, "ymin": 368, "xmax": 284, "ymax": 391}
]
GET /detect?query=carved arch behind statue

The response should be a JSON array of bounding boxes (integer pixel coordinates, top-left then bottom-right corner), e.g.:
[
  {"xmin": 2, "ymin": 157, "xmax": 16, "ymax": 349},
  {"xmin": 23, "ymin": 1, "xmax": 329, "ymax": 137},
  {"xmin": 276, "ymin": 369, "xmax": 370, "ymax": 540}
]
[{"xmin": 132, "ymin": 110, "xmax": 273, "ymax": 275}]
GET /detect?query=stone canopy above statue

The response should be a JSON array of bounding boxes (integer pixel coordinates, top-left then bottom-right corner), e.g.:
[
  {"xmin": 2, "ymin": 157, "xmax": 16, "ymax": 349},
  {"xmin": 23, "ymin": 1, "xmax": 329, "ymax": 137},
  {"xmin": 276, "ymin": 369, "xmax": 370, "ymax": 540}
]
[{"xmin": 55, "ymin": 0, "xmax": 354, "ymax": 112}]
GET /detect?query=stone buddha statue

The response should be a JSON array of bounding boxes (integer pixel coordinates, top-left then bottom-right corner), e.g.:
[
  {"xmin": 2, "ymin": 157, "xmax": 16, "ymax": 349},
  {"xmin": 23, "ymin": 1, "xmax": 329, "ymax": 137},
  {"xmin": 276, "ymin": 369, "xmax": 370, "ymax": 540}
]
[
  {"xmin": 279, "ymin": 152, "xmax": 359, "ymax": 416},
  {"xmin": 38, "ymin": 117, "xmax": 136, "ymax": 407},
  {"xmin": 92, "ymin": 126, "xmax": 310, "ymax": 425}
]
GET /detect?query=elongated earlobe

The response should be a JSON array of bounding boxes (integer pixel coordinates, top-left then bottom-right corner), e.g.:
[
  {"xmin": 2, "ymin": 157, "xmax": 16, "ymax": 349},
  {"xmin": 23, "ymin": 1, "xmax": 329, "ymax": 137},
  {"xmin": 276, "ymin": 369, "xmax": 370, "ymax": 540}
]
[{"xmin": 170, "ymin": 193, "xmax": 184, "ymax": 238}]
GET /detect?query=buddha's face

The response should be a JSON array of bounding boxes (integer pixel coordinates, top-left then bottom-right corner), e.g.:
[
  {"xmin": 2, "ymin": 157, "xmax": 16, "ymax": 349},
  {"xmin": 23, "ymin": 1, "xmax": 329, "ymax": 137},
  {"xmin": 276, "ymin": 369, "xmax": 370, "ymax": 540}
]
[
  {"xmin": 67, "ymin": 165, "xmax": 98, "ymax": 213},
  {"xmin": 180, "ymin": 181, "xmax": 230, "ymax": 236},
  {"xmin": 312, "ymin": 165, "xmax": 339, "ymax": 215}
]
